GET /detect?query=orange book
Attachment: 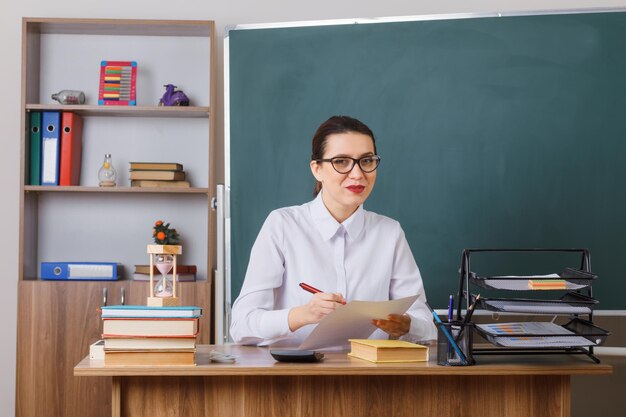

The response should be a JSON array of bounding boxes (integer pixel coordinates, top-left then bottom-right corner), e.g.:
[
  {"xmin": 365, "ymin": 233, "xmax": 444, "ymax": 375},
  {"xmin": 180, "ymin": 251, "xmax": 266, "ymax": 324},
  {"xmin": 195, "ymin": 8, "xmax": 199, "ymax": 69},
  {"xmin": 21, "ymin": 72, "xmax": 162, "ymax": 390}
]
[{"xmin": 59, "ymin": 112, "xmax": 83, "ymax": 186}]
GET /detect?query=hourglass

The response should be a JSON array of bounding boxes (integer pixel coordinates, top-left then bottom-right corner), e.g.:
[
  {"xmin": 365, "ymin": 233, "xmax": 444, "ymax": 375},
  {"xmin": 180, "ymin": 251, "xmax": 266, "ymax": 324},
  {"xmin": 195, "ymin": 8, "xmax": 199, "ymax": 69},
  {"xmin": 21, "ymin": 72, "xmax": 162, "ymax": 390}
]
[
  {"xmin": 147, "ymin": 244, "xmax": 182, "ymax": 306},
  {"xmin": 154, "ymin": 254, "xmax": 173, "ymax": 297}
]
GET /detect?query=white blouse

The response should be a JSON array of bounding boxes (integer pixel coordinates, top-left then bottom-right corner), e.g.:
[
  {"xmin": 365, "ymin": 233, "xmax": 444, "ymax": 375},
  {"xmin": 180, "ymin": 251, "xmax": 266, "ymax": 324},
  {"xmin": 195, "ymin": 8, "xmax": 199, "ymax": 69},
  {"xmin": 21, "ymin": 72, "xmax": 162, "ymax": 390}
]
[{"xmin": 230, "ymin": 192, "xmax": 437, "ymax": 346}]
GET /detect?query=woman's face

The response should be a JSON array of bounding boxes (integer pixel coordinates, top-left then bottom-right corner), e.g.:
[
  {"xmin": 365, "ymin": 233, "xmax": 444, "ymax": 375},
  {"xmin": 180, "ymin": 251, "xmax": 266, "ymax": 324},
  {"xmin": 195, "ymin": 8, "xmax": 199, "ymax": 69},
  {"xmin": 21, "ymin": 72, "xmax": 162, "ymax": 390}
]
[{"xmin": 310, "ymin": 131, "xmax": 377, "ymax": 222}]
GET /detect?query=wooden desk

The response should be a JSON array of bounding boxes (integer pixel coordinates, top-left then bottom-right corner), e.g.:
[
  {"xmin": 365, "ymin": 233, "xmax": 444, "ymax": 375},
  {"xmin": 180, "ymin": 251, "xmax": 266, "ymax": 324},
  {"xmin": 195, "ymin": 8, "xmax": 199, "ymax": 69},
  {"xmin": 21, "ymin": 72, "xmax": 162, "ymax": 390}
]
[{"xmin": 74, "ymin": 345, "xmax": 612, "ymax": 417}]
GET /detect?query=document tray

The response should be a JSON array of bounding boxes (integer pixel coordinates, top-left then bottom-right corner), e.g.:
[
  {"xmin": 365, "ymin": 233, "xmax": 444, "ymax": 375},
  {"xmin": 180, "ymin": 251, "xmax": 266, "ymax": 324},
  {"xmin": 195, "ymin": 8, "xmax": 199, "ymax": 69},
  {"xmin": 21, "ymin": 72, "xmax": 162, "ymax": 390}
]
[
  {"xmin": 477, "ymin": 292, "xmax": 598, "ymax": 315},
  {"xmin": 475, "ymin": 318, "xmax": 609, "ymax": 349},
  {"xmin": 470, "ymin": 268, "xmax": 596, "ymax": 291}
]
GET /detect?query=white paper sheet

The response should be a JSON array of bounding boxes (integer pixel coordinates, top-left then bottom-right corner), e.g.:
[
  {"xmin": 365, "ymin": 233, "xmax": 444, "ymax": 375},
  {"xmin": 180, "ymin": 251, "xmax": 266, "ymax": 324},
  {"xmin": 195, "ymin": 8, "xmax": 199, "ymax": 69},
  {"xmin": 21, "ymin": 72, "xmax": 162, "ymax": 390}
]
[{"xmin": 298, "ymin": 295, "xmax": 418, "ymax": 350}]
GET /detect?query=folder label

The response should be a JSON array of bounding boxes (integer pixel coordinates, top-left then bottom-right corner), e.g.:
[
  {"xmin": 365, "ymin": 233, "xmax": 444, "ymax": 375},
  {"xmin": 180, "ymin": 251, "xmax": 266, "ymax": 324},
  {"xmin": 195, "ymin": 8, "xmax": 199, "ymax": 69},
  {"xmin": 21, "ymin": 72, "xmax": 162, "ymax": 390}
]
[{"xmin": 42, "ymin": 138, "xmax": 59, "ymax": 184}]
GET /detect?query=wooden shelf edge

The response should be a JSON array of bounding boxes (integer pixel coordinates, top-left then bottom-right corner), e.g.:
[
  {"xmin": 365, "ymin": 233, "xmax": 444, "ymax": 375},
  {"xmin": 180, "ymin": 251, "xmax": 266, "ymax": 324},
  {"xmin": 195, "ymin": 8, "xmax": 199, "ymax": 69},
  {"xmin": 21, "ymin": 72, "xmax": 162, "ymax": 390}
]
[
  {"xmin": 25, "ymin": 104, "xmax": 210, "ymax": 118},
  {"xmin": 24, "ymin": 18, "xmax": 215, "ymax": 37},
  {"xmin": 24, "ymin": 186, "xmax": 210, "ymax": 194},
  {"xmin": 21, "ymin": 279, "xmax": 211, "ymax": 283}
]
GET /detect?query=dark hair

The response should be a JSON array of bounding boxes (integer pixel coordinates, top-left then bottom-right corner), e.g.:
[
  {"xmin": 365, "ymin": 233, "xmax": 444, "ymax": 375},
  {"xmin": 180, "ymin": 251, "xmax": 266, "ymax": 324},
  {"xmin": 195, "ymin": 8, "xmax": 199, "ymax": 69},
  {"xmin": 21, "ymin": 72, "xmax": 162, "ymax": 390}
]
[{"xmin": 311, "ymin": 115, "xmax": 377, "ymax": 195}]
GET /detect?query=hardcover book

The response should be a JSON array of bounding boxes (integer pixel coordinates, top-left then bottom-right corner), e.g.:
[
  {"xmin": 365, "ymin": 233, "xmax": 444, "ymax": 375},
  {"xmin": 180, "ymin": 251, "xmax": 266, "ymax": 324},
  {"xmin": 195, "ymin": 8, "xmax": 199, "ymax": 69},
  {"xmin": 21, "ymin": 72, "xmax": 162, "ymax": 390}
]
[
  {"xmin": 134, "ymin": 264, "xmax": 197, "ymax": 275},
  {"xmin": 348, "ymin": 339, "xmax": 429, "ymax": 363},
  {"xmin": 129, "ymin": 162, "xmax": 183, "ymax": 171},
  {"xmin": 129, "ymin": 170, "xmax": 186, "ymax": 181},
  {"xmin": 132, "ymin": 272, "xmax": 195, "ymax": 282},
  {"xmin": 104, "ymin": 350, "xmax": 195, "ymax": 366},
  {"xmin": 101, "ymin": 305, "xmax": 202, "ymax": 318},
  {"xmin": 104, "ymin": 336, "xmax": 196, "ymax": 351},
  {"xmin": 131, "ymin": 180, "xmax": 191, "ymax": 188},
  {"xmin": 102, "ymin": 317, "xmax": 199, "ymax": 337}
]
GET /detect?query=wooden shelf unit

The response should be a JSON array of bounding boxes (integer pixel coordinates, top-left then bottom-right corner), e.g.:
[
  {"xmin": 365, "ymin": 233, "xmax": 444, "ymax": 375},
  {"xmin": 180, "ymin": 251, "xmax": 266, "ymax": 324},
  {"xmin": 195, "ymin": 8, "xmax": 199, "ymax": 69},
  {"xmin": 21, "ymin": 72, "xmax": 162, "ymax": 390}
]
[{"xmin": 16, "ymin": 17, "xmax": 217, "ymax": 417}]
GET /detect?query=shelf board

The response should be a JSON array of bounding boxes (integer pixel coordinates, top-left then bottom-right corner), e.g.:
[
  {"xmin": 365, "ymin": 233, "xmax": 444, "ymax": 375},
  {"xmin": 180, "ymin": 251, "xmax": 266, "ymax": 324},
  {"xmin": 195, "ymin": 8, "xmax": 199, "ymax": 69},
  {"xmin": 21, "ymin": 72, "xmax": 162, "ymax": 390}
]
[
  {"xmin": 25, "ymin": 104, "xmax": 210, "ymax": 118},
  {"xmin": 25, "ymin": 18, "xmax": 214, "ymax": 37},
  {"xmin": 24, "ymin": 186, "xmax": 210, "ymax": 194},
  {"xmin": 22, "ymin": 278, "xmax": 209, "ymax": 282}
]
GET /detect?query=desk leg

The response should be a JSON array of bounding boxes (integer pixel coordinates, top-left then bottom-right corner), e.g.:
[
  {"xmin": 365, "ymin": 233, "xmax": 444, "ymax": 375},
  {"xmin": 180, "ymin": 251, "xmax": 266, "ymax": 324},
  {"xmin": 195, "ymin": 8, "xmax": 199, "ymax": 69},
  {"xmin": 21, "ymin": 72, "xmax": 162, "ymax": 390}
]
[{"xmin": 112, "ymin": 376, "xmax": 121, "ymax": 417}]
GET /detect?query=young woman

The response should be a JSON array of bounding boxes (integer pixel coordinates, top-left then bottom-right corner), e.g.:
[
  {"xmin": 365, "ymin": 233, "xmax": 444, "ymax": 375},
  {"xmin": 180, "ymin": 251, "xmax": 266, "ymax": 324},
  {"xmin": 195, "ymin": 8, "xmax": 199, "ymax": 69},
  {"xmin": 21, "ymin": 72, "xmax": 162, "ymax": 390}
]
[{"xmin": 230, "ymin": 115, "xmax": 436, "ymax": 346}]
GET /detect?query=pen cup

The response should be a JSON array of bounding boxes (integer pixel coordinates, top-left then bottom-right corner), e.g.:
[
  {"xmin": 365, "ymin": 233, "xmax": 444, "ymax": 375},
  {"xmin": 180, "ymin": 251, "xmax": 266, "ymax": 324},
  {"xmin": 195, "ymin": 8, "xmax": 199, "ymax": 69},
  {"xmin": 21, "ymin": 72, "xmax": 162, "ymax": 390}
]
[{"xmin": 436, "ymin": 321, "xmax": 474, "ymax": 366}]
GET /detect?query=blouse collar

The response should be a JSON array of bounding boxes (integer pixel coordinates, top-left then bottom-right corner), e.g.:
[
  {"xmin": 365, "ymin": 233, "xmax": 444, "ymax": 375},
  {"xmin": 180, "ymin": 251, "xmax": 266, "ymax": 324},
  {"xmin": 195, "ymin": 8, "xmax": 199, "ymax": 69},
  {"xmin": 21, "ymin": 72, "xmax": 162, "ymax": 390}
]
[{"xmin": 309, "ymin": 190, "xmax": 365, "ymax": 241}]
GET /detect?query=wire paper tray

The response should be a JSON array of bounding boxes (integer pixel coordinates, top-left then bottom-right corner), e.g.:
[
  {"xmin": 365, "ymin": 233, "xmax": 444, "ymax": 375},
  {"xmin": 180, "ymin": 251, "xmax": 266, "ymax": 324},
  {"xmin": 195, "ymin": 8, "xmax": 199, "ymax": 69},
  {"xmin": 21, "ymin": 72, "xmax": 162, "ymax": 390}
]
[
  {"xmin": 477, "ymin": 292, "xmax": 598, "ymax": 315},
  {"xmin": 470, "ymin": 268, "xmax": 597, "ymax": 291},
  {"xmin": 475, "ymin": 318, "xmax": 609, "ymax": 349}
]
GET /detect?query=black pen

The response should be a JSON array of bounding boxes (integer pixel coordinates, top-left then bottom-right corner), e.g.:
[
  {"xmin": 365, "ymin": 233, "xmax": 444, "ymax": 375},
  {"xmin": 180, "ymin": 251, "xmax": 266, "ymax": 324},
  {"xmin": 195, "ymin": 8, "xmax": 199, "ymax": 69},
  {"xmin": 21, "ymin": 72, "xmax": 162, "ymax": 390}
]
[{"xmin": 455, "ymin": 294, "xmax": 480, "ymax": 343}]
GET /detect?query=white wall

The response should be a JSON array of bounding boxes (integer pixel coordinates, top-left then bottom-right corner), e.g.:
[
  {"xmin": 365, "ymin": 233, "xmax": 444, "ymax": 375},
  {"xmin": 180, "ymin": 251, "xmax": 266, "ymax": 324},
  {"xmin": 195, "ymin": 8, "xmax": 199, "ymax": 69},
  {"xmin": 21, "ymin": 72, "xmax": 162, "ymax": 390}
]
[{"xmin": 2, "ymin": 0, "xmax": 626, "ymax": 414}]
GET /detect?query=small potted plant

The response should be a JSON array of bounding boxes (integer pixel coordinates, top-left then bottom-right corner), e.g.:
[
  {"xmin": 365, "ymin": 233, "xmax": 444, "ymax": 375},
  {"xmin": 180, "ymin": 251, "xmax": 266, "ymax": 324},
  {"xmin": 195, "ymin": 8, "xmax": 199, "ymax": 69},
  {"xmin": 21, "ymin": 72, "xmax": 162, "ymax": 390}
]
[{"xmin": 152, "ymin": 220, "xmax": 181, "ymax": 245}]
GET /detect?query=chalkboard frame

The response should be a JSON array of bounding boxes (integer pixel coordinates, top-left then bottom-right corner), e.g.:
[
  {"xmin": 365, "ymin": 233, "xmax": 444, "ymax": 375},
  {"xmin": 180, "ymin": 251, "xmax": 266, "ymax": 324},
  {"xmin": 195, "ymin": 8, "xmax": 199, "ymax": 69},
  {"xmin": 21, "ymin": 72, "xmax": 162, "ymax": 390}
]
[{"xmin": 225, "ymin": 8, "xmax": 626, "ymax": 317}]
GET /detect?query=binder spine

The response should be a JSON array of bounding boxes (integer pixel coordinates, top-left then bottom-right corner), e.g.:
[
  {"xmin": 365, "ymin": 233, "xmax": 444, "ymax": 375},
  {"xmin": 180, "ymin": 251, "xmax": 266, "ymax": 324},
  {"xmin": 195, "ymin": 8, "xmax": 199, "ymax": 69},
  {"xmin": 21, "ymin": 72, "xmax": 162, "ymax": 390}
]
[
  {"xmin": 41, "ymin": 262, "xmax": 119, "ymax": 280},
  {"xmin": 28, "ymin": 111, "xmax": 42, "ymax": 185},
  {"xmin": 41, "ymin": 112, "xmax": 61, "ymax": 186}
]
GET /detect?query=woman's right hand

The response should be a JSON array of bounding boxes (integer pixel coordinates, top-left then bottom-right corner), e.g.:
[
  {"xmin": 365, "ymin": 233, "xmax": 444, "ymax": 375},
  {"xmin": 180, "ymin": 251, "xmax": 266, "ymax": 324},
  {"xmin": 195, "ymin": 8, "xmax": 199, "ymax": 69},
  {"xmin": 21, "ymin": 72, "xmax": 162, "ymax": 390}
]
[{"xmin": 288, "ymin": 292, "xmax": 346, "ymax": 331}]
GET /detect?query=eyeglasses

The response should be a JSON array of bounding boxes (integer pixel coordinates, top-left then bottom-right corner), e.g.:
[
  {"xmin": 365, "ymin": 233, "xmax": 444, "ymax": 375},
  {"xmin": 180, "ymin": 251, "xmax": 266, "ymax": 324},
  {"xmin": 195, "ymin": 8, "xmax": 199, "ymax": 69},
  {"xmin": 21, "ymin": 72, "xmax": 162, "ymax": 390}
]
[{"xmin": 315, "ymin": 155, "xmax": 381, "ymax": 174}]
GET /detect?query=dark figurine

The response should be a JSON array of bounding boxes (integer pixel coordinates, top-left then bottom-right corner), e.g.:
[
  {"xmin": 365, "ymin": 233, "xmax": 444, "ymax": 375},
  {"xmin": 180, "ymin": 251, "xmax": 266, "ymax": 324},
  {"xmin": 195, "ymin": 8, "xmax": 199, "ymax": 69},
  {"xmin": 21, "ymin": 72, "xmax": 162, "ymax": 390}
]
[{"xmin": 158, "ymin": 84, "xmax": 190, "ymax": 106}]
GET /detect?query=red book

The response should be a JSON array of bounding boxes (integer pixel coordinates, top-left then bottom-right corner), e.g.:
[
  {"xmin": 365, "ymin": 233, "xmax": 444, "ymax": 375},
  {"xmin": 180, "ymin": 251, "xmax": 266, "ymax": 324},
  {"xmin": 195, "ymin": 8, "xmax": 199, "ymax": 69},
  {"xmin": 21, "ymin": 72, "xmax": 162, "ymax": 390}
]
[{"xmin": 59, "ymin": 112, "xmax": 83, "ymax": 186}]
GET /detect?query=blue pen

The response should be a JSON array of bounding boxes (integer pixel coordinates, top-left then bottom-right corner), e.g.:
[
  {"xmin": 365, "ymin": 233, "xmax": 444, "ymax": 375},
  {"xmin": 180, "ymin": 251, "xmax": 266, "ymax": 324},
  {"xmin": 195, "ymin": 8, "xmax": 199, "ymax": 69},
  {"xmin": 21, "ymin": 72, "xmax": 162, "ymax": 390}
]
[
  {"xmin": 425, "ymin": 302, "xmax": 467, "ymax": 365},
  {"xmin": 446, "ymin": 295, "xmax": 454, "ymax": 355}
]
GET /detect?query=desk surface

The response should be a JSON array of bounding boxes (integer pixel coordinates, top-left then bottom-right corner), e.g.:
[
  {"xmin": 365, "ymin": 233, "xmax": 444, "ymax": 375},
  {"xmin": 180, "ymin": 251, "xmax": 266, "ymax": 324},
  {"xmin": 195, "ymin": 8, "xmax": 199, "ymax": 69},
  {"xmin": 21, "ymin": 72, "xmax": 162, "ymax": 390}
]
[{"xmin": 75, "ymin": 344, "xmax": 613, "ymax": 377}]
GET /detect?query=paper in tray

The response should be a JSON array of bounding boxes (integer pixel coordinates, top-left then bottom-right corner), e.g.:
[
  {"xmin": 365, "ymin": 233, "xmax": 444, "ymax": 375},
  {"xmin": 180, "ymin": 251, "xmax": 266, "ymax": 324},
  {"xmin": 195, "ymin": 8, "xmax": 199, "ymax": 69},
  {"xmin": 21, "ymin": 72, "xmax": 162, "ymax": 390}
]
[
  {"xmin": 475, "ymin": 318, "xmax": 609, "ymax": 348},
  {"xmin": 478, "ymin": 293, "xmax": 597, "ymax": 315},
  {"xmin": 487, "ymin": 335, "xmax": 595, "ymax": 348},
  {"xmin": 470, "ymin": 268, "xmax": 596, "ymax": 291}
]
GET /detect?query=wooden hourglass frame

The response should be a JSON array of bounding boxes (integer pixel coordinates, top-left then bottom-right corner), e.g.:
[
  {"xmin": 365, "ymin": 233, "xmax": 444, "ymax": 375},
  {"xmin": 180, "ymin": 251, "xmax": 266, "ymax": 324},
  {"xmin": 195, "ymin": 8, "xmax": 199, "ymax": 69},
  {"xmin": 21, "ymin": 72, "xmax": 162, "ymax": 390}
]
[{"xmin": 147, "ymin": 244, "xmax": 182, "ymax": 306}]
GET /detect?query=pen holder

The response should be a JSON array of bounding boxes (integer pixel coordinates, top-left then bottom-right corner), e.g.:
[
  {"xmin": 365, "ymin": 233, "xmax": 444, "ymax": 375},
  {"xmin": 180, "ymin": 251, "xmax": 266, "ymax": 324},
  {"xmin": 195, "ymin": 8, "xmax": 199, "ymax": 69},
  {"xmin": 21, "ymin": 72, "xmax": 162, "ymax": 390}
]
[{"xmin": 436, "ymin": 321, "xmax": 474, "ymax": 366}]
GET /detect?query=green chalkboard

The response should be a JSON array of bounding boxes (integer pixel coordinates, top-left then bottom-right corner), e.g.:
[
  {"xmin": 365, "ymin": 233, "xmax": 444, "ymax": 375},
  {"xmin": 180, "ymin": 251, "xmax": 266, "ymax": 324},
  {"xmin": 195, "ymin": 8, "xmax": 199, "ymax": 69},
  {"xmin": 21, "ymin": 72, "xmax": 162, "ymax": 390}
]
[{"xmin": 228, "ymin": 12, "xmax": 626, "ymax": 309}]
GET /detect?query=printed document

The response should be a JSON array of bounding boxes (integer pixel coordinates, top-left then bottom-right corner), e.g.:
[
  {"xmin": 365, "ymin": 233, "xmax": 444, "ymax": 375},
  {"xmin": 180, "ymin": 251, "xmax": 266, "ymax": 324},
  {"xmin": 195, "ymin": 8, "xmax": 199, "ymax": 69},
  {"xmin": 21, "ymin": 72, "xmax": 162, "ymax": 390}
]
[{"xmin": 299, "ymin": 295, "xmax": 418, "ymax": 350}]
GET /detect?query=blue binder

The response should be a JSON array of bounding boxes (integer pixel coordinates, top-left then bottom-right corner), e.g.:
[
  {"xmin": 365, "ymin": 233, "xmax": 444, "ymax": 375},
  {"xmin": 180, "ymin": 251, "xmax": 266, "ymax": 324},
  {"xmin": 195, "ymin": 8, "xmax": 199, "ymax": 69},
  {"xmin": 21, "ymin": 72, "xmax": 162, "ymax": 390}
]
[
  {"xmin": 41, "ymin": 262, "xmax": 119, "ymax": 280},
  {"xmin": 41, "ymin": 111, "xmax": 61, "ymax": 186}
]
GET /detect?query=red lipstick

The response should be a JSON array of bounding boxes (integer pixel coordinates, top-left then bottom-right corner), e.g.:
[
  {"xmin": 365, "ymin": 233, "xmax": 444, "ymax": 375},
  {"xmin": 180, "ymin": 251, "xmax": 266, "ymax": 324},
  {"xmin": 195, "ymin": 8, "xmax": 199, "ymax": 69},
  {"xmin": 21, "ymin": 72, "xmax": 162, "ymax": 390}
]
[{"xmin": 346, "ymin": 185, "xmax": 365, "ymax": 193}]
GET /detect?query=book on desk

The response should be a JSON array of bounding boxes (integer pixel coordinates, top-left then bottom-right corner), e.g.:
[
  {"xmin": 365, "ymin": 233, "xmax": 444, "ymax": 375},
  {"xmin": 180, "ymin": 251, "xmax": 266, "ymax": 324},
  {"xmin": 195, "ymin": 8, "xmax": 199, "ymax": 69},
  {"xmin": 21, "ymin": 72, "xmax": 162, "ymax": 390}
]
[{"xmin": 348, "ymin": 339, "xmax": 429, "ymax": 363}]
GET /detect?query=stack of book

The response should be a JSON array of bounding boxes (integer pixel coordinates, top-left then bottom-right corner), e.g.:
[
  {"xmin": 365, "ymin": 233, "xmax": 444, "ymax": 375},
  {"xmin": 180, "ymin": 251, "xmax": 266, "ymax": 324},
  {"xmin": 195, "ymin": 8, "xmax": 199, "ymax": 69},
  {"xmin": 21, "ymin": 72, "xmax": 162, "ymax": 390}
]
[
  {"xmin": 129, "ymin": 162, "xmax": 190, "ymax": 188},
  {"xmin": 101, "ymin": 305, "xmax": 202, "ymax": 366},
  {"xmin": 132, "ymin": 264, "xmax": 197, "ymax": 282}
]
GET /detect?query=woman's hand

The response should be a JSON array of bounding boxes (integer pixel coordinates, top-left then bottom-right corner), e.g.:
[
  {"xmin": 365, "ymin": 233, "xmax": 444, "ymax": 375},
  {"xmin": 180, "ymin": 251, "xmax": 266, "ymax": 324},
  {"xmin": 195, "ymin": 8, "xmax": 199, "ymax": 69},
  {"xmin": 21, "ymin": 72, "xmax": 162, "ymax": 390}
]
[
  {"xmin": 288, "ymin": 292, "xmax": 346, "ymax": 331},
  {"xmin": 372, "ymin": 314, "xmax": 411, "ymax": 338}
]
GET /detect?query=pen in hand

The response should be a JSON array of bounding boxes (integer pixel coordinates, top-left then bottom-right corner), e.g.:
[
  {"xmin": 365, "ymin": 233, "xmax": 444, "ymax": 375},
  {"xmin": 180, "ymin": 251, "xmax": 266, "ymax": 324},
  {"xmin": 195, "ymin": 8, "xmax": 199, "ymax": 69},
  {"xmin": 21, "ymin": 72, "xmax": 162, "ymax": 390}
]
[{"xmin": 299, "ymin": 282, "xmax": 346, "ymax": 304}]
